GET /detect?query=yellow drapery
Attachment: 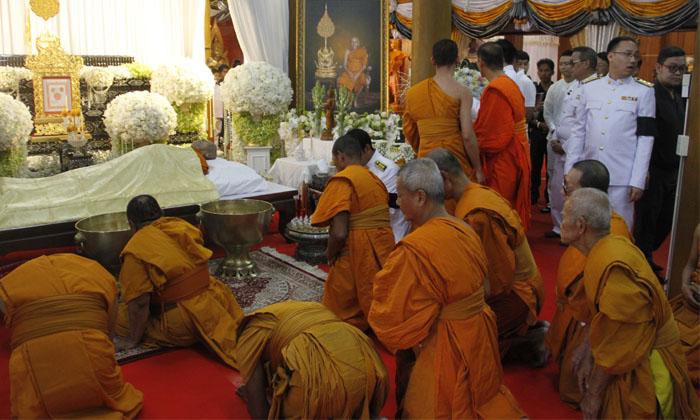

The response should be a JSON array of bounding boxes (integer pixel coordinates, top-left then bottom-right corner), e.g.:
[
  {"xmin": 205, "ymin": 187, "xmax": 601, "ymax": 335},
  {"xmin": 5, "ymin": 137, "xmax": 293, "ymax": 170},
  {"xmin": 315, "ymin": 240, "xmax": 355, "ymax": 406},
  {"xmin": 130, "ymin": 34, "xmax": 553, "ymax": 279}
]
[
  {"xmin": 452, "ymin": 2, "xmax": 512, "ymax": 26},
  {"xmin": 615, "ymin": 0, "xmax": 691, "ymax": 17},
  {"xmin": 395, "ymin": 10, "xmax": 413, "ymax": 28}
]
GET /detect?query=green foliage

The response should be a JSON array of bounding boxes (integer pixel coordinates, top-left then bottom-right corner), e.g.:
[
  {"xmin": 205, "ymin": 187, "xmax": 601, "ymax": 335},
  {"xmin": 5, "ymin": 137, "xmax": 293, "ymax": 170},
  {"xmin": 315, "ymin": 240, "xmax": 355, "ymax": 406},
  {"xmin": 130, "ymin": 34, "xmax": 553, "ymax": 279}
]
[
  {"xmin": 311, "ymin": 81, "xmax": 326, "ymax": 137},
  {"xmin": 0, "ymin": 146, "xmax": 25, "ymax": 177},
  {"xmin": 231, "ymin": 112, "xmax": 281, "ymax": 146},
  {"xmin": 173, "ymin": 102, "xmax": 206, "ymax": 137},
  {"xmin": 334, "ymin": 86, "xmax": 353, "ymax": 136},
  {"xmin": 125, "ymin": 62, "xmax": 153, "ymax": 79}
]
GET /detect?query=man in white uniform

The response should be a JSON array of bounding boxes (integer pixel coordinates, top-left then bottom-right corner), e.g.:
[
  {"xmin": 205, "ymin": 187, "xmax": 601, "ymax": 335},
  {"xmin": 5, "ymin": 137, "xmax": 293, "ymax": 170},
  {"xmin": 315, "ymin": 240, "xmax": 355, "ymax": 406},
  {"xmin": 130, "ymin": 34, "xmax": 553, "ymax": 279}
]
[
  {"xmin": 543, "ymin": 50, "xmax": 577, "ymax": 236},
  {"xmin": 347, "ymin": 129, "xmax": 411, "ymax": 242},
  {"xmin": 497, "ymin": 39, "xmax": 536, "ymax": 123},
  {"xmin": 564, "ymin": 37, "xmax": 656, "ymax": 229}
]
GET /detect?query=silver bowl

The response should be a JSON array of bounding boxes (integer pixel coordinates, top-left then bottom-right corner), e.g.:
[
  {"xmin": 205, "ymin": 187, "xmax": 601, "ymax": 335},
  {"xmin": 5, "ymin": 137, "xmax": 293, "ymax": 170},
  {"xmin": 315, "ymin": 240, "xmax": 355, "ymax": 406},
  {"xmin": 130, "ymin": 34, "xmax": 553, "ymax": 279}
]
[
  {"xmin": 74, "ymin": 212, "xmax": 133, "ymax": 274},
  {"xmin": 197, "ymin": 199, "xmax": 274, "ymax": 279}
]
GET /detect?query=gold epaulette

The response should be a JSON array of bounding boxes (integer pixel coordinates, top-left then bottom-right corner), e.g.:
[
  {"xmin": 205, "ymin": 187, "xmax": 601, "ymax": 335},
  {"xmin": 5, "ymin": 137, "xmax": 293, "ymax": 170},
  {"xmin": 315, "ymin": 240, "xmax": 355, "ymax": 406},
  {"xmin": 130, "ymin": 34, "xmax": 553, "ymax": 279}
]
[
  {"xmin": 634, "ymin": 77, "xmax": 654, "ymax": 87},
  {"xmin": 582, "ymin": 74, "xmax": 600, "ymax": 84}
]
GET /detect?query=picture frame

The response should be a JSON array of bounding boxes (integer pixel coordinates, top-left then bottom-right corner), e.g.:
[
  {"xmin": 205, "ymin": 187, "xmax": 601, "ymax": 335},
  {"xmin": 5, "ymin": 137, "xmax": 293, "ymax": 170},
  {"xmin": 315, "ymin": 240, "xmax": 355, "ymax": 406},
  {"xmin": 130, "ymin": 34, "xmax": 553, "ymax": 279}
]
[
  {"xmin": 42, "ymin": 77, "xmax": 72, "ymax": 114},
  {"xmin": 296, "ymin": 0, "xmax": 389, "ymax": 113}
]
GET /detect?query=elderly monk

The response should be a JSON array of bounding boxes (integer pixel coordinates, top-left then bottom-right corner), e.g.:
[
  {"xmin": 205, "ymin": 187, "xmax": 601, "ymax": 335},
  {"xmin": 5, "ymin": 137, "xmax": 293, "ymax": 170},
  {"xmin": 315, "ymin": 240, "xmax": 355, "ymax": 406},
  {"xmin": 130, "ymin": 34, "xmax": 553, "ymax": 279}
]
[
  {"xmin": 0, "ymin": 254, "xmax": 143, "ymax": 419},
  {"xmin": 311, "ymin": 135, "xmax": 395, "ymax": 330},
  {"xmin": 191, "ymin": 139, "xmax": 216, "ymax": 174},
  {"xmin": 114, "ymin": 195, "xmax": 244, "ymax": 368},
  {"xmin": 427, "ymin": 148, "xmax": 546, "ymax": 366},
  {"xmin": 669, "ymin": 223, "xmax": 700, "ymax": 386},
  {"xmin": 236, "ymin": 300, "xmax": 389, "ymax": 419},
  {"xmin": 545, "ymin": 159, "xmax": 633, "ymax": 407},
  {"xmin": 338, "ymin": 36, "xmax": 368, "ymax": 108},
  {"xmin": 561, "ymin": 188, "xmax": 698, "ymax": 419},
  {"xmin": 403, "ymin": 39, "xmax": 483, "ymax": 184},
  {"xmin": 368, "ymin": 159, "xmax": 526, "ymax": 419},
  {"xmin": 474, "ymin": 41, "xmax": 531, "ymax": 230}
]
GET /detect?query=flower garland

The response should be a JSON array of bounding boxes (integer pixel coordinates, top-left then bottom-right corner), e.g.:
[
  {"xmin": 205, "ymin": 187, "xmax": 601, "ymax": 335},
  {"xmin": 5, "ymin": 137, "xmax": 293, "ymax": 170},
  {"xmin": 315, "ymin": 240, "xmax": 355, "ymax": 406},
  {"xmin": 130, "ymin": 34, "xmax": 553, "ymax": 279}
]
[
  {"xmin": 453, "ymin": 65, "xmax": 488, "ymax": 100},
  {"xmin": 0, "ymin": 92, "xmax": 33, "ymax": 177},
  {"xmin": 103, "ymin": 91, "xmax": 177, "ymax": 156},
  {"xmin": 221, "ymin": 62, "xmax": 293, "ymax": 118},
  {"xmin": 151, "ymin": 58, "xmax": 214, "ymax": 106}
]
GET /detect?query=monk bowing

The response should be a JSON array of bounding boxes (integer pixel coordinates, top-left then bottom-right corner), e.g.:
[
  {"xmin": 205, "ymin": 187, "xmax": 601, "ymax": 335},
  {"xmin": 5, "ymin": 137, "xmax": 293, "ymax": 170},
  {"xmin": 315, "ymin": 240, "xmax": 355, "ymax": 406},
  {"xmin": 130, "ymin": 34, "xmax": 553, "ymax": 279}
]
[
  {"xmin": 368, "ymin": 159, "xmax": 526, "ymax": 419},
  {"xmin": 114, "ymin": 195, "xmax": 244, "ymax": 368},
  {"xmin": 0, "ymin": 254, "xmax": 143, "ymax": 419},
  {"xmin": 561, "ymin": 188, "xmax": 698, "ymax": 419},
  {"xmin": 311, "ymin": 135, "xmax": 395, "ymax": 330},
  {"xmin": 428, "ymin": 148, "xmax": 546, "ymax": 367},
  {"xmin": 473, "ymin": 41, "xmax": 531, "ymax": 229},
  {"xmin": 403, "ymin": 39, "xmax": 483, "ymax": 183}
]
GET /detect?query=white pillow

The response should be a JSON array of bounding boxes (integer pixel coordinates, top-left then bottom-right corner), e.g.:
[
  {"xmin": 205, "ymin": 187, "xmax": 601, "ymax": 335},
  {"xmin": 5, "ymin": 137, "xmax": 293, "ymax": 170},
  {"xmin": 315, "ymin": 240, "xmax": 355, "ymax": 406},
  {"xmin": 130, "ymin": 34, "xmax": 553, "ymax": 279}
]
[{"xmin": 205, "ymin": 158, "xmax": 268, "ymax": 197}]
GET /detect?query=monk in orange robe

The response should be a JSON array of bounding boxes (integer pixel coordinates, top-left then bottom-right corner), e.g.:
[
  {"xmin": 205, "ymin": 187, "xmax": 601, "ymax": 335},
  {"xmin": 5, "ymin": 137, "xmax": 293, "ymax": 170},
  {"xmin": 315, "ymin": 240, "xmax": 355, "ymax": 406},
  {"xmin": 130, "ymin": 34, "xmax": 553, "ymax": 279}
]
[
  {"xmin": 561, "ymin": 188, "xmax": 698, "ymax": 419},
  {"xmin": 669, "ymin": 223, "xmax": 699, "ymax": 387},
  {"xmin": 236, "ymin": 301, "xmax": 389, "ymax": 419},
  {"xmin": 0, "ymin": 254, "xmax": 143, "ymax": 419},
  {"xmin": 338, "ymin": 36, "xmax": 368, "ymax": 108},
  {"xmin": 473, "ymin": 41, "xmax": 531, "ymax": 229},
  {"xmin": 114, "ymin": 195, "xmax": 244, "ymax": 369},
  {"xmin": 545, "ymin": 159, "xmax": 633, "ymax": 407},
  {"xmin": 311, "ymin": 135, "xmax": 395, "ymax": 330},
  {"xmin": 368, "ymin": 158, "xmax": 526, "ymax": 419},
  {"xmin": 428, "ymin": 148, "xmax": 546, "ymax": 366},
  {"xmin": 402, "ymin": 39, "xmax": 483, "ymax": 184}
]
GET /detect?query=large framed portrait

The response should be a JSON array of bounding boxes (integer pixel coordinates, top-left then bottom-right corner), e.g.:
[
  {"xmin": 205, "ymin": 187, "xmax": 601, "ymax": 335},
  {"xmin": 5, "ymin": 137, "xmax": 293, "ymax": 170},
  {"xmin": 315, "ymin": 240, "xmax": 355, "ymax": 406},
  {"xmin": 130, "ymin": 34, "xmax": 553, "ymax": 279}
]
[{"xmin": 296, "ymin": 0, "xmax": 389, "ymax": 113}]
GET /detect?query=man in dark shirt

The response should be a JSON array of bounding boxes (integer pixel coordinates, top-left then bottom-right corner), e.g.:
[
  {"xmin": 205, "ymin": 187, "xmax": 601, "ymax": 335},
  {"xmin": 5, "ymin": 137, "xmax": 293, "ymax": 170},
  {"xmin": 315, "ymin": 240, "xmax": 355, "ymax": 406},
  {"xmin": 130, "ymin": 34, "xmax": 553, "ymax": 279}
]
[
  {"xmin": 634, "ymin": 46, "xmax": 687, "ymax": 276},
  {"xmin": 529, "ymin": 57, "xmax": 556, "ymax": 208}
]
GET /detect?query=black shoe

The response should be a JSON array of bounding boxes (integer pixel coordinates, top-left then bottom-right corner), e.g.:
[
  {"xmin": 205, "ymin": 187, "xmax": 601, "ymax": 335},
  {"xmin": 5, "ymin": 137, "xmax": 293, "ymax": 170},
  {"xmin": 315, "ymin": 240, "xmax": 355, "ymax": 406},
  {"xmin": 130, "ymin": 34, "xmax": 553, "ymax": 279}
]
[
  {"xmin": 540, "ymin": 207, "xmax": 551, "ymax": 214},
  {"xmin": 544, "ymin": 230, "xmax": 560, "ymax": 238},
  {"xmin": 648, "ymin": 260, "xmax": 663, "ymax": 272},
  {"xmin": 559, "ymin": 241, "xmax": 567, "ymax": 247}
]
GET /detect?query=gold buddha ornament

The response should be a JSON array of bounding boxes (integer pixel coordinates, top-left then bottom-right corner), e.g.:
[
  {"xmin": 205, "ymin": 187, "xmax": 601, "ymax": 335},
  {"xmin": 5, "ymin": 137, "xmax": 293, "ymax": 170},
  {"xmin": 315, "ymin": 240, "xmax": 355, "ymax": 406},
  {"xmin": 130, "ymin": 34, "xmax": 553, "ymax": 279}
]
[
  {"xmin": 30, "ymin": 0, "xmax": 60, "ymax": 21},
  {"xmin": 314, "ymin": 4, "xmax": 336, "ymax": 79}
]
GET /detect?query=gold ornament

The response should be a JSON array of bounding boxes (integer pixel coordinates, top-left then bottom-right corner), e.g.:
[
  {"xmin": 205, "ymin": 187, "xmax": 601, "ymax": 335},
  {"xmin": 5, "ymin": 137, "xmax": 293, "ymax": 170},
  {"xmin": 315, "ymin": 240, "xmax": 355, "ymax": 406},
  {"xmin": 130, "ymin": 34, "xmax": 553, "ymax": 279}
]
[
  {"xmin": 316, "ymin": 5, "xmax": 335, "ymax": 39},
  {"xmin": 30, "ymin": 0, "xmax": 60, "ymax": 21},
  {"xmin": 314, "ymin": 4, "xmax": 337, "ymax": 79}
]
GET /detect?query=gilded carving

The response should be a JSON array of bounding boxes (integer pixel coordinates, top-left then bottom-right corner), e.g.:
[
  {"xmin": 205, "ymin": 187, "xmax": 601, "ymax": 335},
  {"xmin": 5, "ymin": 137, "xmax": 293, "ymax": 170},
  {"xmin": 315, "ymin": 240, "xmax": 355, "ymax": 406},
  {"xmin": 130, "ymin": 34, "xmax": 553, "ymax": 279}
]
[{"xmin": 30, "ymin": 0, "xmax": 60, "ymax": 21}]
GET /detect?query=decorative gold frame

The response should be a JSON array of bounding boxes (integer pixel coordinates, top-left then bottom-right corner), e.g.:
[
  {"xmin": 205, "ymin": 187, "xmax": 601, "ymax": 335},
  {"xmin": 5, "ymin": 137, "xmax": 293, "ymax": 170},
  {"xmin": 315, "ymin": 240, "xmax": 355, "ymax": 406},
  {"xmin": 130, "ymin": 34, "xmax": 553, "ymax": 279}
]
[
  {"xmin": 296, "ymin": 0, "xmax": 389, "ymax": 112},
  {"xmin": 25, "ymin": 33, "xmax": 85, "ymax": 142}
]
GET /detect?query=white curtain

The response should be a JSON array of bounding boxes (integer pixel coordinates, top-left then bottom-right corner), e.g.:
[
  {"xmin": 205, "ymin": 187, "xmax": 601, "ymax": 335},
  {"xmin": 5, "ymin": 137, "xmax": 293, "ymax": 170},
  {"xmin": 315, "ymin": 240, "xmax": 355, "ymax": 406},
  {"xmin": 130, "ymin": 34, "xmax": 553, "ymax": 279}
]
[
  {"xmin": 523, "ymin": 35, "xmax": 560, "ymax": 82},
  {"xmin": 227, "ymin": 0, "xmax": 289, "ymax": 73},
  {"xmin": 1, "ymin": 0, "xmax": 205, "ymax": 66},
  {"xmin": 585, "ymin": 23, "xmax": 621, "ymax": 53}
]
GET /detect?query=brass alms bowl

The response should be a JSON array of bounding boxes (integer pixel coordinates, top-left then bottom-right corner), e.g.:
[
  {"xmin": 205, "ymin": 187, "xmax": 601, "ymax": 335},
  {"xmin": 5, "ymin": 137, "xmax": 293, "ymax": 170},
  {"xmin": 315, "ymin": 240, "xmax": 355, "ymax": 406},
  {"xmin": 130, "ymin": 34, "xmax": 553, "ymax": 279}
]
[{"xmin": 74, "ymin": 211, "xmax": 133, "ymax": 274}]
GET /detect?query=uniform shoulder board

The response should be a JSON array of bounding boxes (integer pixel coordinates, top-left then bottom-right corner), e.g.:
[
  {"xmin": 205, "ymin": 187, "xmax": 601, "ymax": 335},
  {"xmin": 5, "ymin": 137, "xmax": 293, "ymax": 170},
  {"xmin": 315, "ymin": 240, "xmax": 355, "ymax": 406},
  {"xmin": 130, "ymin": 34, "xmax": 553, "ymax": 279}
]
[
  {"xmin": 582, "ymin": 74, "xmax": 600, "ymax": 84},
  {"xmin": 634, "ymin": 77, "xmax": 654, "ymax": 87},
  {"xmin": 374, "ymin": 160, "xmax": 387, "ymax": 171}
]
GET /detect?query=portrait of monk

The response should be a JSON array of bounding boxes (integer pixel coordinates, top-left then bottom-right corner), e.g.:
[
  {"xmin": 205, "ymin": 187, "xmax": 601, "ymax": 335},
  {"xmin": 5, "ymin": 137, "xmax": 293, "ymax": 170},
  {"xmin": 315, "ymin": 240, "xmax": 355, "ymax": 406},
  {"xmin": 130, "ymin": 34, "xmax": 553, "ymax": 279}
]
[{"xmin": 338, "ymin": 36, "xmax": 369, "ymax": 108}]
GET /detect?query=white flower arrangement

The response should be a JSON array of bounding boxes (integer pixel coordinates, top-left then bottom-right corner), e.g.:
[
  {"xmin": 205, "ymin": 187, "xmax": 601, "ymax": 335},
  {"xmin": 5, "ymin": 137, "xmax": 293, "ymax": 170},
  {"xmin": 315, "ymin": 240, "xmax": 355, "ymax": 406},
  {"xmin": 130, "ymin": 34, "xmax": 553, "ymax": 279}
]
[
  {"xmin": 103, "ymin": 91, "xmax": 177, "ymax": 154},
  {"xmin": 0, "ymin": 92, "xmax": 33, "ymax": 150},
  {"xmin": 107, "ymin": 65, "xmax": 133, "ymax": 80},
  {"xmin": 0, "ymin": 66, "xmax": 33, "ymax": 94},
  {"xmin": 18, "ymin": 153, "xmax": 62, "ymax": 178},
  {"xmin": 151, "ymin": 58, "xmax": 214, "ymax": 106},
  {"xmin": 80, "ymin": 66, "xmax": 115, "ymax": 90},
  {"xmin": 221, "ymin": 62, "xmax": 293, "ymax": 118},
  {"xmin": 453, "ymin": 66, "xmax": 488, "ymax": 100}
]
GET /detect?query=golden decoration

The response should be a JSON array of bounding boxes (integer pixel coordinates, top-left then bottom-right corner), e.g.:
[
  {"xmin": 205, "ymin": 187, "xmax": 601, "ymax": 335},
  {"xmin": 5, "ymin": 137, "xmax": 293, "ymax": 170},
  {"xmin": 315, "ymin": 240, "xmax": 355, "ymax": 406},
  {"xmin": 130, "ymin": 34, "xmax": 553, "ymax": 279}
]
[
  {"xmin": 316, "ymin": 5, "xmax": 335, "ymax": 39},
  {"xmin": 314, "ymin": 4, "xmax": 337, "ymax": 79},
  {"xmin": 30, "ymin": 0, "xmax": 60, "ymax": 21}
]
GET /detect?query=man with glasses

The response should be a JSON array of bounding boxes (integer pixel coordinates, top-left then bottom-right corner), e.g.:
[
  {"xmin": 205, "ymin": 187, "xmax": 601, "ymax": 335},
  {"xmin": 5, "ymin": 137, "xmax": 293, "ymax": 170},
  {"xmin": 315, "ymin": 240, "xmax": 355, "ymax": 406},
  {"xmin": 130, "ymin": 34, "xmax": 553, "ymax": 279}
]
[
  {"xmin": 565, "ymin": 36, "xmax": 656, "ymax": 230},
  {"xmin": 634, "ymin": 46, "xmax": 687, "ymax": 278}
]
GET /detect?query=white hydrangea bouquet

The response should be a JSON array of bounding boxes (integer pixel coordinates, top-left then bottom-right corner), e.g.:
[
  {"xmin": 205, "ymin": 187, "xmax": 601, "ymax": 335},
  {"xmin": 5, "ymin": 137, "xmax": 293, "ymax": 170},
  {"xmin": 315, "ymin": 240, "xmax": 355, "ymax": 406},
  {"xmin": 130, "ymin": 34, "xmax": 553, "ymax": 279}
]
[
  {"xmin": 453, "ymin": 66, "xmax": 488, "ymax": 100},
  {"xmin": 221, "ymin": 62, "xmax": 293, "ymax": 163},
  {"xmin": 151, "ymin": 58, "xmax": 214, "ymax": 137},
  {"xmin": 103, "ymin": 91, "xmax": 177, "ymax": 156},
  {"xmin": 0, "ymin": 67, "xmax": 33, "ymax": 98},
  {"xmin": 0, "ymin": 92, "xmax": 33, "ymax": 177},
  {"xmin": 337, "ymin": 111, "xmax": 402, "ymax": 141},
  {"xmin": 81, "ymin": 66, "xmax": 115, "ymax": 108}
]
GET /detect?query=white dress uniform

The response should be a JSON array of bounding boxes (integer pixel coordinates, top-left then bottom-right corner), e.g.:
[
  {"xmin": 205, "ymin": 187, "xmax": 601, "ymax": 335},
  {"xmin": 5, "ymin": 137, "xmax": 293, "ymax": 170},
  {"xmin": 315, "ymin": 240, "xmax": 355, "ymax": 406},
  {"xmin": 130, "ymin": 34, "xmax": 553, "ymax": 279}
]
[
  {"xmin": 564, "ymin": 74, "xmax": 656, "ymax": 229},
  {"xmin": 504, "ymin": 65, "xmax": 535, "ymax": 107},
  {"xmin": 543, "ymin": 78, "xmax": 578, "ymax": 233},
  {"xmin": 366, "ymin": 149, "xmax": 411, "ymax": 242}
]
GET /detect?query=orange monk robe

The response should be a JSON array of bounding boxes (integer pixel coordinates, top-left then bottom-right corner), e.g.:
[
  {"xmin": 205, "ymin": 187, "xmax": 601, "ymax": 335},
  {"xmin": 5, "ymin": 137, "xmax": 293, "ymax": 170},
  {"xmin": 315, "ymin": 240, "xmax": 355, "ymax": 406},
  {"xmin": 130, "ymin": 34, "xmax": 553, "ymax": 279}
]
[
  {"xmin": 115, "ymin": 217, "xmax": 244, "ymax": 368},
  {"xmin": 192, "ymin": 147, "xmax": 209, "ymax": 174},
  {"xmin": 0, "ymin": 254, "xmax": 143, "ymax": 419},
  {"xmin": 311, "ymin": 165, "xmax": 395, "ymax": 330},
  {"xmin": 368, "ymin": 217, "xmax": 527, "ymax": 419},
  {"xmin": 473, "ymin": 74, "xmax": 531, "ymax": 230},
  {"xmin": 237, "ymin": 301, "xmax": 389, "ymax": 419},
  {"xmin": 584, "ymin": 235, "xmax": 698, "ymax": 419},
  {"xmin": 402, "ymin": 78, "xmax": 475, "ymax": 180},
  {"xmin": 455, "ymin": 183, "xmax": 544, "ymax": 348},
  {"xmin": 338, "ymin": 47, "xmax": 368, "ymax": 93},
  {"xmin": 669, "ymin": 237, "xmax": 700, "ymax": 387}
]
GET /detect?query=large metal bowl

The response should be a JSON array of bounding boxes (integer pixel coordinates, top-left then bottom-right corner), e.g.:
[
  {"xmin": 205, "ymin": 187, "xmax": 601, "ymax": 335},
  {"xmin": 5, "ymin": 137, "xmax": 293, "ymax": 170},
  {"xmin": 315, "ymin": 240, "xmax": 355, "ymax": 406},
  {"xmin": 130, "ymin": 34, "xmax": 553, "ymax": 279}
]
[
  {"xmin": 198, "ymin": 199, "xmax": 274, "ymax": 279},
  {"xmin": 74, "ymin": 212, "xmax": 133, "ymax": 274}
]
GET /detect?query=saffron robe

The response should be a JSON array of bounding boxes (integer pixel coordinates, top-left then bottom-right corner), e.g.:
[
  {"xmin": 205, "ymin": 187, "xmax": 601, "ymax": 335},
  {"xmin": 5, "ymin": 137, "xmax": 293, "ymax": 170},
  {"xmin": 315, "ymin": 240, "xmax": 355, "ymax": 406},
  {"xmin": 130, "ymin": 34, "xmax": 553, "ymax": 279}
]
[
  {"xmin": 403, "ymin": 78, "xmax": 475, "ymax": 179},
  {"xmin": 669, "ymin": 236, "xmax": 699, "ymax": 386},
  {"xmin": 338, "ymin": 47, "xmax": 368, "ymax": 93},
  {"xmin": 546, "ymin": 212, "xmax": 631, "ymax": 406},
  {"xmin": 311, "ymin": 165, "xmax": 395, "ymax": 330},
  {"xmin": 0, "ymin": 254, "xmax": 143, "ymax": 419},
  {"xmin": 474, "ymin": 74, "xmax": 531, "ymax": 230},
  {"xmin": 116, "ymin": 217, "xmax": 244, "ymax": 368},
  {"xmin": 584, "ymin": 235, "xmax": 698, "ymax": 419},
  {"xmin": 368, "ymin": 217, "xmax": 526, "ymax": 419},
  {"xmin": 455, "ymin": 183, "xmax": 544, "ymax": 346},
  {"xmin": 237, "ymin": 301, "xmax": 389, "ymax": 419}
]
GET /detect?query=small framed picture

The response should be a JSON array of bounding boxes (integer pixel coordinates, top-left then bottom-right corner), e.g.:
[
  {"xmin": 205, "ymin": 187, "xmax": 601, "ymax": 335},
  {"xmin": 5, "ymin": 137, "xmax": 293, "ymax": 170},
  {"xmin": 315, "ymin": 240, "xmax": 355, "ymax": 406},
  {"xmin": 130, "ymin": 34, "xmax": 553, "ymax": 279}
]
[{"xmin": 42, "ymin": 77, "xmax": 72, "ymax": 114}]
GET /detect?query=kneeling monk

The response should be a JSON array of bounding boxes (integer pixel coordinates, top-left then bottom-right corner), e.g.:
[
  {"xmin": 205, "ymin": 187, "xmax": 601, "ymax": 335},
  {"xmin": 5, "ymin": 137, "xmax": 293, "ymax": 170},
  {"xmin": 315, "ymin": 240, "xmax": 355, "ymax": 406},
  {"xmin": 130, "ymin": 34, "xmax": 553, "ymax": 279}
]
[
  {"xmin": 236, "ymin": 300, "xmax": 389, "ymax": 419},
  {"xmin": 428, "ymin": 148, "xmax": 546, "ymax": 366},
  {"xmin": 114, "ymin": 195, "xmax": 244, "ymax": 368},
  {"xmin": 0, "ymin": 254, "xmax": 143, "ymax": 419},
  {"xmin": 311, "ymin": 135, "xmax": 395, "ymax": 330},
  {"xmin": 368, "ymin": 159, "xmax": 526, "ymax": 419}
]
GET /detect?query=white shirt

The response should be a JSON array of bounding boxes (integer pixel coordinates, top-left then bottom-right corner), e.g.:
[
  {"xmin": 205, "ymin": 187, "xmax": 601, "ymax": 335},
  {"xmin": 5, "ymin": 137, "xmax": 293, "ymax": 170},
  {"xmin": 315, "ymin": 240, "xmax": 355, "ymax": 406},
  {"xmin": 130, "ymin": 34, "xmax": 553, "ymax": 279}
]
[
  {"xmin": 544, "ymin": 78, "xmax": 577, "ymax": 140},
  {"xmin": 564, "ymin": 75, "xmax": 656, "ymax": 188},
  {"xmin": 555, "ymin": 81, "xmax": 584, "ymax": 143},
  {"xmin": 214, "ymin": 84, "xmax": 223, "ymax": 118},
  {"xmin": 366, "ymin": 149, "xmax": 410, "ymax": 242},
  {"xmin": 504, "ymin": 65, "xmax": 535, "ymax": 107}
]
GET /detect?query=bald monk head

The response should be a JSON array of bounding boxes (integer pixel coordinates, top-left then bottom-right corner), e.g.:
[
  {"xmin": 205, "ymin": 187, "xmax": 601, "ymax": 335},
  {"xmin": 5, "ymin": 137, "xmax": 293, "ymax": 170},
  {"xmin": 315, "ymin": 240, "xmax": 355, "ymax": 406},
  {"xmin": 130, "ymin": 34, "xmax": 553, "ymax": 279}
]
[
  {"xmin": 477, "ymin": 42, "xmax": 505, "ymax": 81},
  {"xmin": 426, "ymin": 148, "xmax": 472, "ymax": 201},
  {"xmin": 126, "ymin": 194, "xmax": 164, "ymax": 231},
  {"xmin": 563, "ymin": 159, "xmax": 611, "ymax": 198},
  {"xmin": 332, "ymin": 135, "xmax": 364, "ymax": 171},
  {"xmin": 346, "ymin": 128, "xmax": 375, "ymax": 166},
  {"xmin": 431, "ymin": 39, "xmax": 459, "ymax": 69},
  {"xmin": 397, "ymin": 158, "xmax": 451, "ymax": 227},
  {"xmin": 191, "ymin": 140, "xmax": 217, "ymax": 160},
  {"xmin": 560, "ymin": 188, "xmax": 611, "ymax": 256}
]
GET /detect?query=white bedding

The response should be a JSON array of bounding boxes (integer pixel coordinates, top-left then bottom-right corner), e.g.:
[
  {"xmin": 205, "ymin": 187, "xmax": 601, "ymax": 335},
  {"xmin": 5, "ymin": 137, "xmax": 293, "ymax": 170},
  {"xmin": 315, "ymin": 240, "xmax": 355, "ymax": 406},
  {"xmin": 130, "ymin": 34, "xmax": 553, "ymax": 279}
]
[{"xmin": 205, "ymin": 158, "xmax": 267, "ymax": 197}]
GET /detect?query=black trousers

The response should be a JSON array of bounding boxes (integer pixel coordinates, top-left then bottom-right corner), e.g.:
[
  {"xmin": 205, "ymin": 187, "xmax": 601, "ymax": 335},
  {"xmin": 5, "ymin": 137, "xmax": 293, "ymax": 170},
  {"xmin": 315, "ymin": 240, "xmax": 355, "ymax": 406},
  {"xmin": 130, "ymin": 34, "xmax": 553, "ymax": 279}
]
[
  {"xmin": 634, "ymin": 166, "xmax": 679, "ymax": 261},
  {"xmin": 529, "ymin": 129, "xmax": 548, "ymax": 204}
]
